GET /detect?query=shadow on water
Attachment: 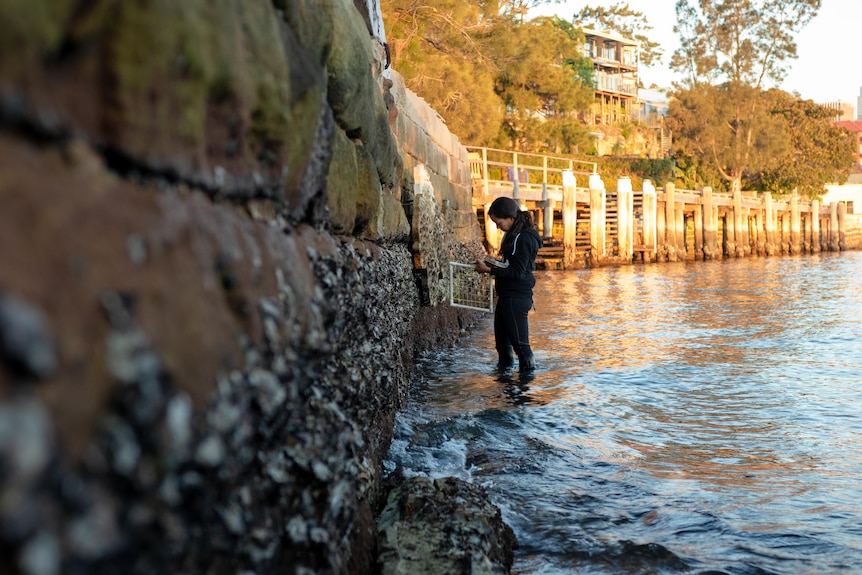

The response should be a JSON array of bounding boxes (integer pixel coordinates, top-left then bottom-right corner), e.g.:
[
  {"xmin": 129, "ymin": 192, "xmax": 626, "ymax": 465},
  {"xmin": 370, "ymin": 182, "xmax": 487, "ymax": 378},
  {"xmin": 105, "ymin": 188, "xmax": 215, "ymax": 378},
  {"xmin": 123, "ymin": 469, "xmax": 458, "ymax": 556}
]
[{"xmin": 391, "ymin": 253, "xmax": 862, "ymax": 575}]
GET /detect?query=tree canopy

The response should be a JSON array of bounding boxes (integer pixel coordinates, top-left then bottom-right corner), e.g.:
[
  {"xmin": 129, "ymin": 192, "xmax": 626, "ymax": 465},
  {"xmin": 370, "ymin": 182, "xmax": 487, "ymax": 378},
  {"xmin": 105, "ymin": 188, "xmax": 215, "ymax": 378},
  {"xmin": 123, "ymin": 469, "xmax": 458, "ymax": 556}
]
[
  {"xmin": 494, "ymin": 16, "xmax": 595, "ymax": 152},
  {"xmin": 671, "ymin": 0, "xmax": 820, "ymax": 90},
  {"xmin": 755, "ymin": 90, "xmax": 855, "ymax": 197},
  {"xmin": 384, "ymin": 0, "xmax": 504, "ymax": 143},
  {"xmin": 667, "ymin": 83, "xmax": 789, "ymax": 190},
  {"xmin": 382, "ymin": 0, "xmax": 595, "ymax": 152},
  {"xmin": 382, "ymin": 0, "xmax": 853, "ymax": 196},
  {"xmin": 665, "ymin": 0, "xmax": 853, "ymax": 196}
]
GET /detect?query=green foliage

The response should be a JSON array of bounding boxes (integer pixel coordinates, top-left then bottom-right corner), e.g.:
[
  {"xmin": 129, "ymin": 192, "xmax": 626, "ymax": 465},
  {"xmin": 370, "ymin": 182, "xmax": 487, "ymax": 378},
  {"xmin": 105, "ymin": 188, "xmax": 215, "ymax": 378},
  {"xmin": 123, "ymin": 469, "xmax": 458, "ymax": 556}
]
[
  {"xmin": 384, "ymin": 0, "xmax": 504, "ymax": 143},
  {"xmin": 574, "ymin": 2, "xmax": 663, "ymax": 67},
  {"xmin": 665, "ymin": 0, "xmax": 822, "ymax": 192},
  {"xmin": 494, "ymin": 16, "xmax": 594, "ymax": 153},
  {"xmin": 669, "ymin": 150, "xmax": 725, "ymax": 190},
  {"xmin": 671, "ymin": 0, "xmax": 820, "ymax": 89},
  {"xmin": 383, "ymin": 0, "xmax": 847, "ymax": 201},
  {"xmin": 666, "ymin": 84, "xmax": 854, "ymax": 195},
  {"xmin": 382, "ymin": 0, "xmax": 594, "ymax": 150},
  {"xmin": 752, "ymin": 91, "xmax": 855, "ymax": 198},
  {"xmin": 592, "ymin": 156, "xmax": 676, "ymax": 192},
  {"xmin": 666, "ymin": 83, "xmax": 790, "ymax": 191}
]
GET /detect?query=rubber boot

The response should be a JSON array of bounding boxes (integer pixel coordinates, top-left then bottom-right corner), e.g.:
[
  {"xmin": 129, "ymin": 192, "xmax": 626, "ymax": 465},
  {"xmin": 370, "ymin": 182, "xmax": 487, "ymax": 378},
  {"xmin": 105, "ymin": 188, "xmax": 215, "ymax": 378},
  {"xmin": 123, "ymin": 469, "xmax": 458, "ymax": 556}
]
[{"xmin": 518, "ymin": 354, "xmax": 536, "ymax": 372}]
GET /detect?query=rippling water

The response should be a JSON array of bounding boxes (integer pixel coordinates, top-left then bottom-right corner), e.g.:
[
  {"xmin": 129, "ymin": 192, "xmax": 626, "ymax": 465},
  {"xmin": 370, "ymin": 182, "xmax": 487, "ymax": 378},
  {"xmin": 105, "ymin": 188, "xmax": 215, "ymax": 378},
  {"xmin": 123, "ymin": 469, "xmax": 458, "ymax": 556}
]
[{"xmin": 385, "ymin": 252, "xmax": 862, "ymax": 575}]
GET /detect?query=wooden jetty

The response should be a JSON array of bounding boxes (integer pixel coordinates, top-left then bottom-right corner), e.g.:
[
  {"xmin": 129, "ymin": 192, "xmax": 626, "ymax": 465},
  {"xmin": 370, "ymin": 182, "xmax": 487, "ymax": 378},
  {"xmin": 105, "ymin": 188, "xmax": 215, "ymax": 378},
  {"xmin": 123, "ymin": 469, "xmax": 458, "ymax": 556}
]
[{"xmin": 468, "ymin": 146, "xmax": 855, "ymax": 269}]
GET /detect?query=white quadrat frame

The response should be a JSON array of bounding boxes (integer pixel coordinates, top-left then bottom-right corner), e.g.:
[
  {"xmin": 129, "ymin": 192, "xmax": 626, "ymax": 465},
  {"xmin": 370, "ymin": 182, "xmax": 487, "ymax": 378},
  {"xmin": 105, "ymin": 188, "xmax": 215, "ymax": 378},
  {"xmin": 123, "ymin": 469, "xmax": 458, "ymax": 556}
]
[{"xmin": 448, "ymin": 262, "xmax": 494, "ymax": 313}]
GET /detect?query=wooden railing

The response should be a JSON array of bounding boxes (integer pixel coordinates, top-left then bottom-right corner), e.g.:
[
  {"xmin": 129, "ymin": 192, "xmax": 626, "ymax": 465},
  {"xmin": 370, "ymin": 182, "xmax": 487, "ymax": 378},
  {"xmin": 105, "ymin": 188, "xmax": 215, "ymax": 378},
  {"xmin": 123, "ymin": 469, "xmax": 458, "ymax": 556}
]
[{"xmin": 466, "ymin": 146, "xmax": 598, "ymax": 203}]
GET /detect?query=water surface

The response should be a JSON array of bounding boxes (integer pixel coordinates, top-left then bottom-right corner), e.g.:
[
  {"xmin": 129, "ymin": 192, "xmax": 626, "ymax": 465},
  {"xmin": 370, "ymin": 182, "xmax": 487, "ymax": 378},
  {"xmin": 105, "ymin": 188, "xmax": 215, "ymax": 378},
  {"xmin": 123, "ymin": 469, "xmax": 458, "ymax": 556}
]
[{"xmin": 386, "ymin": 252, "xmax": 862, "ymax": 575}]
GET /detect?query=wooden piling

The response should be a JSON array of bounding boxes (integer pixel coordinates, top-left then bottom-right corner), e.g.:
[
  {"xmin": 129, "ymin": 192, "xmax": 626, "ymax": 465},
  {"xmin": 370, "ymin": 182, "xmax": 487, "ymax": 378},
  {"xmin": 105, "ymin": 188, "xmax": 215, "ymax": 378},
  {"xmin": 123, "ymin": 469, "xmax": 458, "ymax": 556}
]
[
  {"xmin": 811, "ymin": 199, "xmax": 821, "ymax": 253},
  {"xmin": 617, "ymin": 177, "xmax": 633, "ymax": 262},
  {"xmin": 664, "ymin": 183, "xmax": 677, "ymax": 261},
  {"xmin": 656, "ymin": 204, "xmax": 666, "ymax": 262},
  {"xmin": 541, "ymin": 183, "xmax": 553, "ymax": 240},
  {"xmin": 790, "ymin": 190, "xmax": 801, "ymax": 254},
  {"xmin": 589, "ymin": 173, "xmax": 606, "ymax": 266},
  {"xmin": 562, "ymin": 171, "xmax": 578, "ymax": 268},
  {"xmin": 675, "ymin": 205, "xmax": 685, "ymax": 259},
  {"xmin": 731, "ymin": 189, "xmax": 742, "ymax": 257},
  {"xmin": 741, "ymin": 208, "xmax": 751, "ymax": 256},
  {"xmin": 702, "ymin": 187, "xmax": 717, "ymax": 259},
  {"xmin": 717, "ymin": 211, "xmax": 725, "ymax": 257},
  {"xmin": 693, "ymin": 205, "xmax": 703, "ymax": 260},
  {"xmin": 780, "ymin": 212, "xmax": 790, "ymax": 254},
  {"xmin": 763, "ymin": 193, "xmax": 776, "ymax": 256},
  {"xmin": 543, "ymin": 199, "xmax": 555, "ymax": 240},
  {"xmin": 752, "ymin": 210, "xmax": 762, "ymax": 255},
  {"xmin": 724, "ymin": 210, "xmax": 735, "ymax": 257},
  {"xmin": 642, "ymin": 180, "xmax": 657, "ymax": 263}
]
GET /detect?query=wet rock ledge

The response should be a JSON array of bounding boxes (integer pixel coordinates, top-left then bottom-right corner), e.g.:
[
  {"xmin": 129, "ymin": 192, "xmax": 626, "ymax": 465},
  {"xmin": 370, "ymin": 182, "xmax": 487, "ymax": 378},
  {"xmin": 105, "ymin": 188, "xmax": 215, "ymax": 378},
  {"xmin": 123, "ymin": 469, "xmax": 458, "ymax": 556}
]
[
  {"xmin": 0, "ymin": 0, "xmax": 512, "ymax": 574},
  {"xmin": 378, "ymin": 476, "xmax": 518, "ymax": 575}
]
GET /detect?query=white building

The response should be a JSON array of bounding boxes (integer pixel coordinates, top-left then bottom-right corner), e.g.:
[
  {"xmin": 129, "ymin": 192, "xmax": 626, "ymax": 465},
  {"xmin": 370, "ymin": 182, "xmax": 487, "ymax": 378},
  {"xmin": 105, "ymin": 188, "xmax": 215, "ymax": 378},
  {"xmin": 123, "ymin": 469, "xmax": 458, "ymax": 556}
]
[{"xmin": 822, "ymin": 182, "xmax": 862, "ymax": 215}]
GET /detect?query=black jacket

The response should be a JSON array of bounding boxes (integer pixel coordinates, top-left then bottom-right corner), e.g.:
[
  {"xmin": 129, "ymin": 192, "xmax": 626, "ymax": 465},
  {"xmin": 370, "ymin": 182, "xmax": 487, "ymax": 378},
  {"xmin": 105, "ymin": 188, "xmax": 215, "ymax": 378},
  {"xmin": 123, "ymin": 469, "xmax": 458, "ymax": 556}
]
[{"xmin": 490, "ymin": 228, "xmax": 542, "ymax": 298}]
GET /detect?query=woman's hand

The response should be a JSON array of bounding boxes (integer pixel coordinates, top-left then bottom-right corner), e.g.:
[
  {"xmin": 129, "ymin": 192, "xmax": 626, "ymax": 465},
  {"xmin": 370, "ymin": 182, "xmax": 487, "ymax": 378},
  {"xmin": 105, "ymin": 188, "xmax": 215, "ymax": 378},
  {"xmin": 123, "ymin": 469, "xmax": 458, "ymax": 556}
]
[{"xmin": 475, "ymin": 259, "xmax": 491, "ymax": 273}]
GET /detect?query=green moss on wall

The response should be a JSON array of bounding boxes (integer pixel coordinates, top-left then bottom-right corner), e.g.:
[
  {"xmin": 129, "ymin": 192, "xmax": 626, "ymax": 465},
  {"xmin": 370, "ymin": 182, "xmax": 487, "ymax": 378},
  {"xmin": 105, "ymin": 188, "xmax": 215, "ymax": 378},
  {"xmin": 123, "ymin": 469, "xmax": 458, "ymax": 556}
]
[
  {"xmin": 327, "ymin": 127, "xmax": 360, "ymax": 232},
  {"xmin": 0, "ymin": 0, "xmax": 74, "ymax": 76}
]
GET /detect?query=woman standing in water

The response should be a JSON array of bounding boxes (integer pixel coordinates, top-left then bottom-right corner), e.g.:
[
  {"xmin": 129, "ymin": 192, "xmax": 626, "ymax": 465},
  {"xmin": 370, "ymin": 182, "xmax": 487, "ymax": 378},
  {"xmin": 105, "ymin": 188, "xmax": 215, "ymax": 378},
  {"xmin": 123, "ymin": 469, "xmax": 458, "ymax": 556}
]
[{"xmin": 476, "ymin": 197, "xmax": 542, "ymax": 371}]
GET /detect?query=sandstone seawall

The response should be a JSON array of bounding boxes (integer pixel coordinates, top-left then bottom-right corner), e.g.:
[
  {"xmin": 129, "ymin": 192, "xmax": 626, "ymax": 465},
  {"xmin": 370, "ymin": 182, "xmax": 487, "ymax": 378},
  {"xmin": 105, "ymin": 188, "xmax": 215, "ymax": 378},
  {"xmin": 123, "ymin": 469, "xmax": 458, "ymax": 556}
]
[{"xmin": 0, "ymin": 1, "xmax": 505, "ymax": 573}]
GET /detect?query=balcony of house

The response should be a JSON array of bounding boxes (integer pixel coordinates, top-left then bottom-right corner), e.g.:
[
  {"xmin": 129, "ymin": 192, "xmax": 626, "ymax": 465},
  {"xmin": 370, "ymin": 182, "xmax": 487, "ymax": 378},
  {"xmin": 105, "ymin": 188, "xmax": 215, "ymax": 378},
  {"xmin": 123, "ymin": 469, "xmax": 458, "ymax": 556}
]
[
  {"xmin": 593, "ymin": 70, "xmax": 638, "ymax": 97},
  {"xmin": 588, "ymin": 51, "xmax": 638, "ymax": 72}
]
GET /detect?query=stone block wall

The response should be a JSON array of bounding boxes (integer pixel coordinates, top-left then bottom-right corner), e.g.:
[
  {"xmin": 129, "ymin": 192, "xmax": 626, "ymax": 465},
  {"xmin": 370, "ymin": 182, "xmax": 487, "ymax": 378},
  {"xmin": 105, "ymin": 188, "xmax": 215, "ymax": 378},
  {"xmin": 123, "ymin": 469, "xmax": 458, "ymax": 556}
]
[
  {"xmin": 0, "ymin": 1, "xmax": 487, "ymax": 574},
  {"xmin": 387, "ymin": 70, "xmax": 483, "ymax": 306}
]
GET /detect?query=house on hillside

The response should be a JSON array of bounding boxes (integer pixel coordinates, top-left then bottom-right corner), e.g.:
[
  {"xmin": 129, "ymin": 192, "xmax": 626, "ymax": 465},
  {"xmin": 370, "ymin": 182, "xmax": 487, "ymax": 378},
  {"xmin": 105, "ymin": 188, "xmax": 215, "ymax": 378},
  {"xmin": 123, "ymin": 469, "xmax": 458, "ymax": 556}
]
[
  {"xmin": 581, "ymin": 28, "xmax": 639, "ymax": 125},
  {"xmin": 580, "ymin": 28, "xmax": 672, "ymax": 156}
]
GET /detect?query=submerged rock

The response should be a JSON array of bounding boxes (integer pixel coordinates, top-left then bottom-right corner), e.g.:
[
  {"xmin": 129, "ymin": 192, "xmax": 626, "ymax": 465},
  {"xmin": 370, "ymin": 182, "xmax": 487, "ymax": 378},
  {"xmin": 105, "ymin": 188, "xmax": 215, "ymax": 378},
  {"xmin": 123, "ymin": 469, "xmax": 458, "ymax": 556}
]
[{"xmin": 377, "ymin": 476, "xmax": 517, "ymax": 575}]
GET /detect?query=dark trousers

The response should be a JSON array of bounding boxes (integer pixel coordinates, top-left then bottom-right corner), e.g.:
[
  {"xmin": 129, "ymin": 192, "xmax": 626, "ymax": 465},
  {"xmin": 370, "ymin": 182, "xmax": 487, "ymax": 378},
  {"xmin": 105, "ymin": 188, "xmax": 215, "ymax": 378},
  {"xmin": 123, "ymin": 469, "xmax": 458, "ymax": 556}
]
[{"xmin": 494, "ymin": 296, "xmax": 534, "ymax": 369}]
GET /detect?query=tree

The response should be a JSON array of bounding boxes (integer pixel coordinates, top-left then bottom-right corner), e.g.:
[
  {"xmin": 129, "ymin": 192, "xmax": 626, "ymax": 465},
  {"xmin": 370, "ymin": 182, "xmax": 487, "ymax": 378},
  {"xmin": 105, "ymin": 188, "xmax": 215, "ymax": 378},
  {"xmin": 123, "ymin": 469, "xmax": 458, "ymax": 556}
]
[
  {"xmin": 493, "ymin": 16, "xmax": 594, "ymax": 153},
  {"xmin": 574, "ymin": 2, "xmax": 663, "ymax": 67},
  {"xmin": 754, "ymin": 91, "xmax": 855, "ymax": 198},
  {"xmin": 384, "ymin": 0, "xmax": 505, "ymax": 144},
  {"xmin": 382, "ymin": 0, "xmax": 596, "ymax": 151},
  {"xmin": 671, "ymin": 0, "xmax": 820, "ymax": 90},
  {"xmin": 666, "ymin": 83, "xmax": 789, "ymax": 191},
  {"xmin": 666, "ymin": 0, "xmax": 822, "ymax": 192}
]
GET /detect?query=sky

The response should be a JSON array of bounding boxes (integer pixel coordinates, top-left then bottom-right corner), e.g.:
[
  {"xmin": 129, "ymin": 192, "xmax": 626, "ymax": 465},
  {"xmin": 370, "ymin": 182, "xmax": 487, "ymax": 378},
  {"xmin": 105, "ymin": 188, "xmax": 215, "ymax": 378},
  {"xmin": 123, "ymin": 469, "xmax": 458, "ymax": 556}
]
[{"xmin": 529, "ymin": 0, "xmax": 862, "ymax": 110}]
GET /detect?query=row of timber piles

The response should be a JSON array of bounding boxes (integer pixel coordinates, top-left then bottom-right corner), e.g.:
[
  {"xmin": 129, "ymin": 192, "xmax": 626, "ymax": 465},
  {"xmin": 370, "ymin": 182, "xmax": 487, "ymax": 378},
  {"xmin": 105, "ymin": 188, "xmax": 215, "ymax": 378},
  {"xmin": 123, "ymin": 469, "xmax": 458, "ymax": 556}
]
[
  {"xmin": 481, "ymin": 176, "xmax": 857, "ymax": 269},
  {"xmin": 643, "ymin": 183, "xmax": 852, "ymax": 263}
]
